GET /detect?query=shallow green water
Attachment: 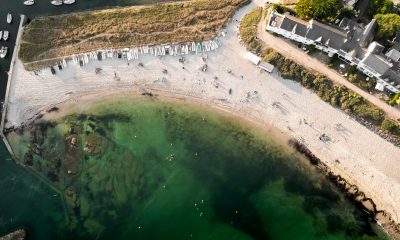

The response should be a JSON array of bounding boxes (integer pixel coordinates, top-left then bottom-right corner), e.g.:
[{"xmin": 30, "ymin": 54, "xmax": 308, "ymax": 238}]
[{"xmin": 2, "ymin": 97, "xmax": 389, "ymax": 239}]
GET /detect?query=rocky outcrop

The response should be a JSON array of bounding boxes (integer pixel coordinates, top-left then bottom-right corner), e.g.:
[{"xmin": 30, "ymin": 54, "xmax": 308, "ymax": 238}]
[
  {"xmin": 0, "ymin": 229, "xmax": 26, "ymax": 240},
  {"xmin": 288, "ymin": 138, "xmax": 400, "ymax": 239}
]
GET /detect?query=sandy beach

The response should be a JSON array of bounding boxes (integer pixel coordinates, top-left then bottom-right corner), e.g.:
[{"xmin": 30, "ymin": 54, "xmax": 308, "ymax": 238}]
[{"xmin": 3, "ymin": 0, "xmax": 400, "ymax": 235}]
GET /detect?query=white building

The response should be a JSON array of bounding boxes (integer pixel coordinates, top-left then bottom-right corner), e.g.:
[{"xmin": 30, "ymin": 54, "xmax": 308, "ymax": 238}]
[
  {"xmin": 245, "ymin": 52, "xmax": 261, "ymax": 65},
  {"xmin": 266, "ymin": 10, "xmax": 400, "ymax": 93},
  {"xmin": 245, "ymin": 52, "xmax": 274, "ymax": 73}
]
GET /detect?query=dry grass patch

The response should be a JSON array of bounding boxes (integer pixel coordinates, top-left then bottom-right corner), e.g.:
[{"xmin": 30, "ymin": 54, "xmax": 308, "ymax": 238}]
[
  {"xmin": 239, "ymin": 7, "xmax": 262, "ymax": 52},
  {"xmin": 20, "ymin": 0, "xmax": 250, "ymax": 64}
]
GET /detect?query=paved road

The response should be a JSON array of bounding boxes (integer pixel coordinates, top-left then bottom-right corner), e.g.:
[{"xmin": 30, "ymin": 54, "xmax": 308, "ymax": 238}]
[{"xmin": 258, "ymin": 15, "xmax": 400, "ymax": 120}]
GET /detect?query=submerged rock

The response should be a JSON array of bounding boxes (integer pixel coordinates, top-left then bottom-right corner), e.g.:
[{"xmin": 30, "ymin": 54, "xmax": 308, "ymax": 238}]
[
  {"xmin": 23, "ymin": 152, "xmax": 33, "ymax": 166},
  {"xmin": 30, "ymin": 124, "xmax": 47, "ymax": 146},
  {"xmin": 65, "ymin": 187, "xmax": 80, "ymax": 212},
  {"xmin": 84, "ymin": 133, "xmax": 108, "ymax": 156},
  {"xmin": 0, "ymin": 229, "xmax": 26, "ymax": 240},
  {"xmin": 63, "ymin": 134, "xmax": 81, "ymax": 176}
]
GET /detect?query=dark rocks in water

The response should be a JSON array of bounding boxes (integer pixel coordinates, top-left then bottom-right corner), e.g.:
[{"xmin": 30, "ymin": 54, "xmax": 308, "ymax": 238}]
[
  {"xmin": 3, "ymin": 126, "xmax": 16, "ymax": 135},
  {"xmin": 33, "ymin": 127, "xmax": 44, "ymax": 145},
  {"xmin": 95, "ymin": 114, "xmax": 131, "ymax": 124},
  {"xmin": 288, "ymin": 139, "xmax": 321, "ymax": 166},
  {"xmin": 23, "ymin": 152, "xmax": 33, "ymax": 166},
  {"xmin": 31, "ymin": 144, "xmax": 41, "ymax": 155},
  {"xmin": 47, "ymin": 171, "xmax": 59, "ymax": 182},
  {"xmin": 30, "ymin": 123, "xmax": 52, "ymax": 146},
  {"xmin": 65, "ymin": 187, "xmax": 80, "ymax": 214},
  {"xmin": 54, "ymin": 158, "xmax": 61, "ymax": 169},
  {"xmin": 69, "ymin": 124, "xmax": 83, "ymax": 135},
  {"xmin": 0, "ymin": 229, "xmax": 26, "ymax": 240},
  {"xmin": 84, "ymin": 133, "xmax": 107, "ymax": 156},
  {"xmin": 288, "ymin": 138, "xmax": 400, "ymax": 238},
  {"xmin": 94, "ymin": 128, "xmax": 107, "ymax": 137},
  {"xmin": 66, "ymin": 135, "xmax": 79, "ymax": 151},
  {"xmin": 63, "ymin": 135, "xmax": 81, "ymax": 176},
  {"xmin": 88, "ymin": 122, "xmax": 96, "ymax": 131}
]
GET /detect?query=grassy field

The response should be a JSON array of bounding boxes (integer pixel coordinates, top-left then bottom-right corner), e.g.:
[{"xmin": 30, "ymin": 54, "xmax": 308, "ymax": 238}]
[
  {"xmin": 239, "ymin": 7, "xmax": 262, "ymax": 52},
  {"xmin": 19, "ymin": 0, "xmax": 250, "ymax": 66}
]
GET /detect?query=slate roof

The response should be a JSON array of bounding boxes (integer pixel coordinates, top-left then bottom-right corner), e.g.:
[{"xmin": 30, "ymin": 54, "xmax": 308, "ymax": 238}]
[
  {"xmin": 359, "ymin": 19, "xmax": 377, "ymax": 48},
  {"xmin": 382, "ymin": 69, "xmax": 400, "ymax": 86},
  {"xmin": 305, "ymin": 20, "xmax": 348, "ymax": 49},
  {"xmin": 392, "ymin": 43, "xmax": 400, "ymax": 51},
  {"xmin": 362, "ymin": 53, "xmax": 392, "ymax": 75},
  {"xmin": 280, "ymin": 13, "xmax": 309, "ymax": 37},
  {"xmin": 386, "ymin": 49, "xmax": 400, "ymax": 62}
]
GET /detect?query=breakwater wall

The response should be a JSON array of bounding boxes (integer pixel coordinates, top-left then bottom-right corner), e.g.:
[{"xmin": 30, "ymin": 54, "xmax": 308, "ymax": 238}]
[{"xmin": 0, "ymin": 15, "xmax": 27, "ymax": 160}]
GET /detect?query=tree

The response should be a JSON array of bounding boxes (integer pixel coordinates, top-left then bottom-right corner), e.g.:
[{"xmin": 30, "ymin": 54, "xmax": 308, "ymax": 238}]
[
  {"xmin": 296, "ymin": 0, "xmax": 340, "ymax": 20},
  {"xmin": 374, "ymin": 13, "xmax": 400, "ymax": 39},
  {"xmin": 368, "ymin": 0, "xmax": 394, "ymax": 16},
  {"xmin": 296, "ymin": 0, "xmax": 314, "ymax": 18}
]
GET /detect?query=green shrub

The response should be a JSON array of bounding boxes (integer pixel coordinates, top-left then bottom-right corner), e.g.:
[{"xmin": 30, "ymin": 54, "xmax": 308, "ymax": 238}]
[
  {"xmin": 353, "ymin": 105, "xmax": 385, "ymax": 124},
  {"xmin": 389, "ymin": 92, "xmax": 400, "ymax": 106},
  {"xmin": 348, "ymin": 65, "xmax": 357, "ymax": 75},
  {"xmin": 374, "ymin": 13, "xmax": 400, "ymax": 39},
  {"xmin": 271, "ymin": 3, "xmax": 297, "ymax": 15},
  {"xmin": 382, "ymin": 118, "xmax": 400, "ymax": 136},
  {"xmin": 339, "ymin": 8, "xmax": 356, "ymax": 18},
  {"xmin": 306, "ymin": 44, "xmax": 316, "ymax": 53},
  {"xmin": 368, "ymin": 0, "xmax": 394, "ymax": 16},
  {"xmin": 296, "ymin": 0, "xmax": 341, "ymax": 20}
]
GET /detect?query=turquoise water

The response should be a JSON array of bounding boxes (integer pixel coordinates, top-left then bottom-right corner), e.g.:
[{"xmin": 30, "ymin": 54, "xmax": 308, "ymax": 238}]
[{"xmin": 2, "ymin": 97, "xmax": 389, "ymax": 239}]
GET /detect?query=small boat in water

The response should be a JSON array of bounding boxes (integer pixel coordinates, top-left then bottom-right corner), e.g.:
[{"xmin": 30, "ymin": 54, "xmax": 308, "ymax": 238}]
[
  {"xmin": 63, "ymin": 0, "xmax": 75, "ymax": 4},
  {"xmin": 0, "ymin": 31, "xmax": 2, "ymax": 41},
  {"xmin": 3, "ymin": 31, "xmax": 9, "ymax": 41},
  {"xmin": 0, "ymin": 46, "xmax": 8, "ymax": 58},
  {"xmin": 51, "ymin": 0, "xmax": 63, "ymax": 6},
  {"xmin": 7, "ymin": 13, "xmax": 12, "ymax": 24},
  {"xmin": 23, "ymin": 0, "xmax": 35, "ymax": 5}
]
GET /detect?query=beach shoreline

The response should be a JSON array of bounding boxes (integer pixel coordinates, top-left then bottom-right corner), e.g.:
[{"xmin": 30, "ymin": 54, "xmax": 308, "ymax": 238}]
[
  {"xmin": 11, "ymin": 84, "xmax": 400, "ymax": 238},
  {"xmin": 3, "ymin": 0, "xmax": 400, "ymax": 238}
]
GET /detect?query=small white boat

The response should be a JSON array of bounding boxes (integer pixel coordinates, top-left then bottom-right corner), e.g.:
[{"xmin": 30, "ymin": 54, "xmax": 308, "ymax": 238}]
[
  {"xmin": 23, "ymin": 0, "xmax": 35, "ymax": 6},
  {"xmin": 51, "ymin": 0, "xmax": 63, "ymax": 6},
  {"xmin": 63, "ymin": 0, "xmax": 75, "ymax": 4},
  {"xmin": 0, "ymin": 46, "xmax": 8, "ymax": 58},
  {"xmin": 0, "ymin": 31, "xmax": 2, "ymax": 41},
  {"xmin": 3, "ymin": 31, "xmax": 9, "ymax": 41},
  {"xmin": 7, "ymin": 13, "xmax": 12, "ymax": 24}
]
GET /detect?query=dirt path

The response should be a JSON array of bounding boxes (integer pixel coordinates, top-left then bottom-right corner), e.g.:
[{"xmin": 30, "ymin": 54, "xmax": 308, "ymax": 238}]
[{"xmin": 258, "ymin": 14, "xmax": 400, "ymax": 120}]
